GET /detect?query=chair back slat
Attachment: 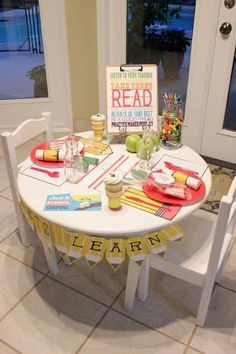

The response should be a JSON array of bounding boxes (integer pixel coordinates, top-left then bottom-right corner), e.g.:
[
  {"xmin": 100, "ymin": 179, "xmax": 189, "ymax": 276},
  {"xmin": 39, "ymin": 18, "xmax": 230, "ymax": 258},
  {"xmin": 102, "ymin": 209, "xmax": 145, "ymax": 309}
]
[
  {"xmin": 227, "ymin": 175, "xmax": 236, "ymax": 199},
  {"xmin": 207, "ymin": 176, "xmax": 236, "ymax": 277},
  {"xmin": 1, "ymin": 112, "xmax": 53, "ymax": 202},
  {"xmin": 12, "ymin": 112, "xmax": 53, "ymax": 148}
]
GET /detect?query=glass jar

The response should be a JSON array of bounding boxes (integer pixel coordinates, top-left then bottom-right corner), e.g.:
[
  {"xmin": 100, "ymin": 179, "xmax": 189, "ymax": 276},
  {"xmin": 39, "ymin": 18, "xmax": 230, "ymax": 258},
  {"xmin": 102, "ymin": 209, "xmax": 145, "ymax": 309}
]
[
  {"xmin": 63, "ymin": 134, "xmax": 83, "ymax": 183},
  {"xmin": 160, "ymin": 108, "xmax": 183, "ymax": 149},
  {"xmin": 137, "ymin": 129, "xmax": 154, "ymax": 170}
]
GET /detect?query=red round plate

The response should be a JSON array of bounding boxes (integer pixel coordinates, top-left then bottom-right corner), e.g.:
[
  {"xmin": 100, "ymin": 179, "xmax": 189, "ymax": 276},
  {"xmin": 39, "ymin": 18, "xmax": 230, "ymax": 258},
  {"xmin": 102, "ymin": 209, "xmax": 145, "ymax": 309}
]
[
  {"xmin": 30, "ymin": 142, "xmax": 64, "ymax": 168},
  {"xmin": 30, "ymin": 141, "xmax": 84, "ymax": 168},
  {"xmin": 142, "ymin": 177, "xmax": 206, "ymax": 206}
]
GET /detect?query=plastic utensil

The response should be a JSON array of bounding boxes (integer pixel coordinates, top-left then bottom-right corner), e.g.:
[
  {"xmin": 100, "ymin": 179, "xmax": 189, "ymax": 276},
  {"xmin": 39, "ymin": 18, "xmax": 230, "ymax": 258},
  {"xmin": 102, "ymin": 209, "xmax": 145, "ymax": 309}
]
[{"xmin": 30, "ymin": 166, "xmax": 60, "ymax": 178}]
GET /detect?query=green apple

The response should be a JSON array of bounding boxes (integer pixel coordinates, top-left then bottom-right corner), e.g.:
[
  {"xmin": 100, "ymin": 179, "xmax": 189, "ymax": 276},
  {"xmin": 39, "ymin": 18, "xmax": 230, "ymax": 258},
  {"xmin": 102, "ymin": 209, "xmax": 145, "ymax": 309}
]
[{"xmin": 125, "ymin": 134, "xmax": 141, "ymax": 153}]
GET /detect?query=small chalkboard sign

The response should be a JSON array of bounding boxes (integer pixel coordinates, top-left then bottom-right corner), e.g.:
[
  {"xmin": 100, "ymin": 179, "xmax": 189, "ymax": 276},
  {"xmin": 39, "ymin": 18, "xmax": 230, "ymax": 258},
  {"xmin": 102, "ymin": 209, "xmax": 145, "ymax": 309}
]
[{"xmin": 106, "ymin": 64, "xmax": 158, "ymax": 135}]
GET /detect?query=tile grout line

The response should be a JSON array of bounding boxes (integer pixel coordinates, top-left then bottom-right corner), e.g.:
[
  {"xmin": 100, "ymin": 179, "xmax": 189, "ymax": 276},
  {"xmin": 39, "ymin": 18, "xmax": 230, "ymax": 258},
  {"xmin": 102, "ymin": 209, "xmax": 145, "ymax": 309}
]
[
  {"xmin": 46, "ymin": 272, "xmax": 112, "ymax": 309},
  {"xmin": 75, "ymin": 286, "xmax": 126, "ymax": 354},
  {"xmin": 0, "ymin": 194, "xmax": 12, "ymax": 202},
  {"xmin": 0, "ymin": 275, "xmax": 46, "ymax": 323},
  {"xmin": 216, "ymin": 283, "xmax": 236, "ymax": 294},
  {"xmin": 111, "ymin": 305, "xmax": 191, "ymax": 348},
  {"xmin": 0, "ymin": 228, "xmax": 19, "ymax": 244},
  {"xmin": 182, "ymin": 325, "xmax": 198, "ymax": 354},
  {"xmin": 0, "ymin": 248, "xmax": 50, "ymax": 276},
  {"xmin": 0, "ymin": 338, "xmax": 23, "ymax": 354},
  {"xmin": 45, "ymin": 268, "xmax": 203, "ymax": 349},
  {"xmin": 46, "ymin": 270, "xmax": 193, "ymax": 349}
]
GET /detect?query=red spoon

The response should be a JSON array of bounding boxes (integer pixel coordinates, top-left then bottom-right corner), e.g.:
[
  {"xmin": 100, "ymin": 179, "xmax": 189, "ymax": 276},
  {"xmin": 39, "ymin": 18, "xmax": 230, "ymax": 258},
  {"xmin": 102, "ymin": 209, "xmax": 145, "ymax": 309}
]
[{"xmin": 30, "ymin": 166, "xmax": 60, "ymax": 178}]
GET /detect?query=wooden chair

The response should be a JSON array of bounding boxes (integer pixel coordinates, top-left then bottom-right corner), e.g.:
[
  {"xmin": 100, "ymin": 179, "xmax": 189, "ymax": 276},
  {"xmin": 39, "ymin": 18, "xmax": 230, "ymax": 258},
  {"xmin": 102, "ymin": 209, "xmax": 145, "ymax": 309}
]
[
  {"xmin": 124, "ymin": 176, "xmax": 236, "ymax": 326},
  {"xmin": 1, "ymin": 112, "xmax": 59, "ymax": 275}
]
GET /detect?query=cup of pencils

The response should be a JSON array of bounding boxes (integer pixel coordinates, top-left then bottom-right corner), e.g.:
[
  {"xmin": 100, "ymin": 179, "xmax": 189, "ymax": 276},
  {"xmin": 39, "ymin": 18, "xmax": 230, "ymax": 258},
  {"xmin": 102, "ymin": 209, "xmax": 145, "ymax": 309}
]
[{"xmin": 160, "ymin": 93, "xmax": 183, "ymax": 150}]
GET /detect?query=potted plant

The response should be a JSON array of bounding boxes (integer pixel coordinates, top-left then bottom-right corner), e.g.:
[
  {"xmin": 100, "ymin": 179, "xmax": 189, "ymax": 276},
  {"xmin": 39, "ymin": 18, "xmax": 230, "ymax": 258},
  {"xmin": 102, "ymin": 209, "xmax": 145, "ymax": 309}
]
[
  {"xmin": 26, "ymin": 64, "xmax": 48, "ymax": 97},
  {"xmin": 127, "ymin": 0, "xmax": 182, "ymax": 66},
  {"xmin": 158, "ymin": 28, "xmax": 191, "ymax": 79}
]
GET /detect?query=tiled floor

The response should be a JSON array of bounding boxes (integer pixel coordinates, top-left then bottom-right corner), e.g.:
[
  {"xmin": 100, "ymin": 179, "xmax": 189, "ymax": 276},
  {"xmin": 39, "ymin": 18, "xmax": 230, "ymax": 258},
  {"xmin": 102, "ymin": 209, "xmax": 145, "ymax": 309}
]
[{"xmin": 0, "ymin": 136, "xmax": 236, "ymax": 354}]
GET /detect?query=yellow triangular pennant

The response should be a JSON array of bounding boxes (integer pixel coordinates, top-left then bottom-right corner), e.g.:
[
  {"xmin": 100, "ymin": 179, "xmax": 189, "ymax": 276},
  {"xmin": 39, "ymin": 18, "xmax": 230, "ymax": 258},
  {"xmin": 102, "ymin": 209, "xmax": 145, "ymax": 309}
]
[
  {"xmin": 27, "ymin": 208, "xmax": 35, "ymax": 230},
  {"xmin": 162, "ymin": 224, "xmax": 184, "ymax": 241},
  {"xmin": 126, "ymin": 237, "xmax": 147, "ymax": 263},
  {"xmin": 106, "ymin": 238, "xmax": 126, "ymax": 271},
  {"xmin": 144, "ymin": 230, "xmax": 168, "ymax": 254},
  {"xmin": 52, "ymin": 224, "xmax": 67, "ymax": 259},
  {"xmin": 83, "ymin": 236, "xmax": 107, "ymax": 267},
  {"xmin": 63, "ymin": 230, "xmax": 87, "ymax": 264}
]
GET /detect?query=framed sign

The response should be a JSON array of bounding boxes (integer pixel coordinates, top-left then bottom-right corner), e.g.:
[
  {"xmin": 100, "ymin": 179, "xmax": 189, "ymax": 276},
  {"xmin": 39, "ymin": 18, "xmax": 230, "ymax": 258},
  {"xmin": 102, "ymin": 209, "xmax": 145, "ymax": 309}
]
[{"xmin": 106, "ymin": 64, "xmax": 158, "ymax": 135}]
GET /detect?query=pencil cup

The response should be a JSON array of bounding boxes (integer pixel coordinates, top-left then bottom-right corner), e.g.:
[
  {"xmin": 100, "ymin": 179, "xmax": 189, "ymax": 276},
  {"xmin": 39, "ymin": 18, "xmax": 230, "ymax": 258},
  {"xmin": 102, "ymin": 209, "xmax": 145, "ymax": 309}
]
[
  {"xmin": 160, "ymin": 109, "xmax": 183, "ymax": 149},
  {"xmin": 91, "ymin": 114, "xmax": 105, "ymax": 142}
]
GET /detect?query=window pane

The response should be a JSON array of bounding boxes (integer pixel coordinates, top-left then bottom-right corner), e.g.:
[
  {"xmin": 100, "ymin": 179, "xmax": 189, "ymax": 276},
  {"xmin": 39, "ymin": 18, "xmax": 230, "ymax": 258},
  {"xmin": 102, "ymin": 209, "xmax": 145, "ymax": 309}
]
[
  {"xmin": 0, "ymin": 0, "xmax": 48, "ymax": 99},
  {"xmin": 127, "ymin": 0, "xmax": 196, "ymax": 114},
  {"xmin": 223, "ymin": 48, "xmax": 236, "ymax": 132}
]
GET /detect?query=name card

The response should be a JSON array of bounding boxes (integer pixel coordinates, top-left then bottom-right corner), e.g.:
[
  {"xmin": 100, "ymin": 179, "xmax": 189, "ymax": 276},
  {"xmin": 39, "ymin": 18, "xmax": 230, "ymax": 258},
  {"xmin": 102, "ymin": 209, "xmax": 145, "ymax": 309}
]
[{"xmin": 106, "ymin": 64, "xmax": 158, "ymax": 135}]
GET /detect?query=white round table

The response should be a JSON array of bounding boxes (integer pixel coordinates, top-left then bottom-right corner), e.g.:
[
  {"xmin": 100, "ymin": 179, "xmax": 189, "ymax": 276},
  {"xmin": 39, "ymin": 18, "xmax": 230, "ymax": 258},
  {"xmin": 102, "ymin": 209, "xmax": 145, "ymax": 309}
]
[{"xmin": 18, "ymin": 132, "xmax": 212, "ymax": 237}]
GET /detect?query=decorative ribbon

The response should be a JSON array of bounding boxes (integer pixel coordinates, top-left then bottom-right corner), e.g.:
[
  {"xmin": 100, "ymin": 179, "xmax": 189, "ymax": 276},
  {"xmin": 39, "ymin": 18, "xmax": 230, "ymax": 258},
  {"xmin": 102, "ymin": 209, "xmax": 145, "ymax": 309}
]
[{"xmin": 20, "ymin": 200, "xmax": 184, "ymax": 271}]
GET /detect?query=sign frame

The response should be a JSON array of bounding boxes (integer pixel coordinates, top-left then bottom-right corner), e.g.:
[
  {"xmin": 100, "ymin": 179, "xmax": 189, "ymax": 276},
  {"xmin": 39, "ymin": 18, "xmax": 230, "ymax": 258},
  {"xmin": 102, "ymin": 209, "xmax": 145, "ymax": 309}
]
[{"xmin": 106, "ymin": 64, "xmax": 158, "ymax": 135}]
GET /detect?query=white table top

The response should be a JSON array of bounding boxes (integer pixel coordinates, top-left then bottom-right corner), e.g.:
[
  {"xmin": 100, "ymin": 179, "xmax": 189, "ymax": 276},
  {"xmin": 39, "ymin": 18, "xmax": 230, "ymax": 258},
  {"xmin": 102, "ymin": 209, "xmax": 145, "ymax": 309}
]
[{"xmin": 18, "ymin": 132, "xmax": 212, "ymax": 237}]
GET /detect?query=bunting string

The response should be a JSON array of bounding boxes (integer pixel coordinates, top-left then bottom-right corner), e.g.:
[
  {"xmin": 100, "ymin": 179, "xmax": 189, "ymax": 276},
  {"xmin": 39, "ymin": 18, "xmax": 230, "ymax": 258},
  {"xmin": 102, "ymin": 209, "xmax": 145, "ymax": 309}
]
[{"xmin": 20, "ymin": 200, "xmax": 184, "ymax": 271}]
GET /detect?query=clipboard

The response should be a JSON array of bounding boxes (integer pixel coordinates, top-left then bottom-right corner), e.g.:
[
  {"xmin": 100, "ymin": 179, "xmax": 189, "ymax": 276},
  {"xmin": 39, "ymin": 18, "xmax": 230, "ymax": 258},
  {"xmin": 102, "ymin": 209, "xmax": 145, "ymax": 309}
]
[{"xmin": 106, "ymin": 64, "xmax": 158, "ymax": 136}]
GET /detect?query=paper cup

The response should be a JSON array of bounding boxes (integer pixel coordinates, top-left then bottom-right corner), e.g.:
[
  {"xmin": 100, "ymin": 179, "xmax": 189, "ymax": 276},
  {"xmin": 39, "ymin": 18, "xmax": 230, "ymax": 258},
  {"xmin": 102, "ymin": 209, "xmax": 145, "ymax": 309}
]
[{"xmin": 91, "ymin": 114, "xmax": 105, "ymax": 142}]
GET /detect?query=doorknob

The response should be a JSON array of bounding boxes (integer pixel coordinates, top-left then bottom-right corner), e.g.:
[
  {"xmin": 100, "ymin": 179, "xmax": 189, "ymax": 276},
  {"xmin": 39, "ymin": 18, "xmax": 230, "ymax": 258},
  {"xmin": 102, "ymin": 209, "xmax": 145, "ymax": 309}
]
[
  {"xmin": 220, "ymin": 22, "xmax": 232, "ymax": 35},
  {"xmin": 224, "ymin": 0, "xmax": 235, "ymax": 9}
]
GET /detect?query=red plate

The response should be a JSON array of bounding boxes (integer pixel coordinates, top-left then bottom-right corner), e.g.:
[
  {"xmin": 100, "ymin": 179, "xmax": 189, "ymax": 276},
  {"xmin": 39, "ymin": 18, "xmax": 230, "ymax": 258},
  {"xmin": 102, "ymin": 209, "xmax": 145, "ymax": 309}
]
[
  {"xmin": 30, "ymin": 141, "xmax": 84, "ymax": 168},
  {"xmin": 142, "ymin": 177, "xmax": 206, "ymax": 206},
  {"xmin": 30, "ymin": 142, "xmax": 64, "ymax": 168}
]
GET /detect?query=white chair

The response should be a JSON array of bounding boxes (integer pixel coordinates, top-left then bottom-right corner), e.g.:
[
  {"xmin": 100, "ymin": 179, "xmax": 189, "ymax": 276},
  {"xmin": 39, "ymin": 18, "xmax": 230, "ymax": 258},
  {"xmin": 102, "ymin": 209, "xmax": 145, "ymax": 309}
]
[
  {"xmin": 124, "ymin": 176, "xmax": 236, "ymax": 326},
  {"xmin": 1, "ymin": 112, "xmax": 59, "ymax": 275}
]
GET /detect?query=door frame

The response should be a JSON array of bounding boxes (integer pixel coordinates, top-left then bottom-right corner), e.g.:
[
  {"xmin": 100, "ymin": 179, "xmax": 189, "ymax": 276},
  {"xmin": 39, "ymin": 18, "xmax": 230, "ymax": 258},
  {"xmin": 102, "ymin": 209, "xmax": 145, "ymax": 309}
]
[
  {"xmin": 0, "ymin": 0, "xmax": 73, "ymax": 132},
  {"xmin": 200, "ymin": 2, "xmax": 236, "ymax": 163},
  {"xmin": 97, "ymin": 0, "xmax": 223, "ymax": 154}
]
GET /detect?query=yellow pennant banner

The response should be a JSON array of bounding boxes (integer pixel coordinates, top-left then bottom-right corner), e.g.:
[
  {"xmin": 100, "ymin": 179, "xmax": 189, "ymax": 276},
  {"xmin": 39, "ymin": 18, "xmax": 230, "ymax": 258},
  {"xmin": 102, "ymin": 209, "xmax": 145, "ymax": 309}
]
[
  {"xmin": 20, "ymin": 202, "xmax": 184, "ymax": 271},
  {"xmin": 106, "ymin": 239, "xmax": 126, "ymax": 271},
  {"xmin": 83, "ymin": 236, "xmax": 107, "ymax": 267},
  {"xmin": 126, "ymin": 237, "xmax": 147, "ymax": 264}
]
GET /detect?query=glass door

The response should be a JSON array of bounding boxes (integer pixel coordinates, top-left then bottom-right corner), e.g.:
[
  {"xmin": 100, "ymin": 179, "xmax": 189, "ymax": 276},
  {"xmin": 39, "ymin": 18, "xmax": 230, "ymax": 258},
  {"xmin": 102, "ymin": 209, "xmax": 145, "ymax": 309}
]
[
  {"xmin": 97, "ymin": 0, "xmax": 225, "ymax": 156},
  {"xmin": 200, "ymin": 1, "xmax": 236, "ymax": 164},
  {"xmin": 127, "ymin": 0, "xmax": 196, "ymax": 114},
  {"xmin": 0, "ymin": 0, "xmax": 72, "ymax": 131}
]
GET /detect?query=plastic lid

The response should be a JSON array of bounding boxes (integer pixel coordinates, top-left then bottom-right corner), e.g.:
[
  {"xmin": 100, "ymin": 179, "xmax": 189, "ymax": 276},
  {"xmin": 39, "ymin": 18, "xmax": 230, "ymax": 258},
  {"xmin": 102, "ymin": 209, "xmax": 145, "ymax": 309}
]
[
  {"xmin": 151, "ymin": 172, "xmax": 175, "ymax": 185},
  {"xmin": 35, "ymin": 149, "xmax": 44, "ymax": 160},
  {"xmin": 187, "ymin": 176, "xmax": 202, "ymax": 190}
]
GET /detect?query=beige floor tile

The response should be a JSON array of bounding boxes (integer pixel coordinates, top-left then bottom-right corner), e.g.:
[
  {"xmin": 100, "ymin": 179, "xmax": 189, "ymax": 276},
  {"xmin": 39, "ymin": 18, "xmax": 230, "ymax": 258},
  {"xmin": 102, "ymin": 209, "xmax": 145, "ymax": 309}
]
[
  {"xmin": 0, "ymin": 252, "xmax": 43, "ymax": 319},
  {"xmin": 0, "ymin": 187, "xmax": 12, "ymax": 200},
  {"xmin": 0, "ymin": 231, "xmax": 49, "ymax": 274},
  {"xmin": 218, "ymin": 240, "xmax": 236, "ymax": 292},
  {"xmin": 79, "ymin": 309, "xmax": 186, "ymax": 354},
  {"xmin": 49, "ymin": 258, "xmax": 128, "ymax": 306},
  {"xmin": 0, "ymin": 158, "xmax": 10, "ymax": 192},
  {"xmin": 190, "ymin": 286, "xmax": 236, "ymax": 354},
  {"xmin": 0, "ymin": 277, "xmax": 107, "ymax": 354},
  {"xmin": 113, "ymin": 271, "xmax": 197, "ymax": 344},
  {"xmin": 0, "ymin": 197, "xmax": 18, "ymax": 242},
  {"xmin": 185, "ymin": 348, "xmax": 205, "ymax": 354},
  {"xmin": 0, "ymin": 341, "xmax": 19, "ymax": 354}
]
